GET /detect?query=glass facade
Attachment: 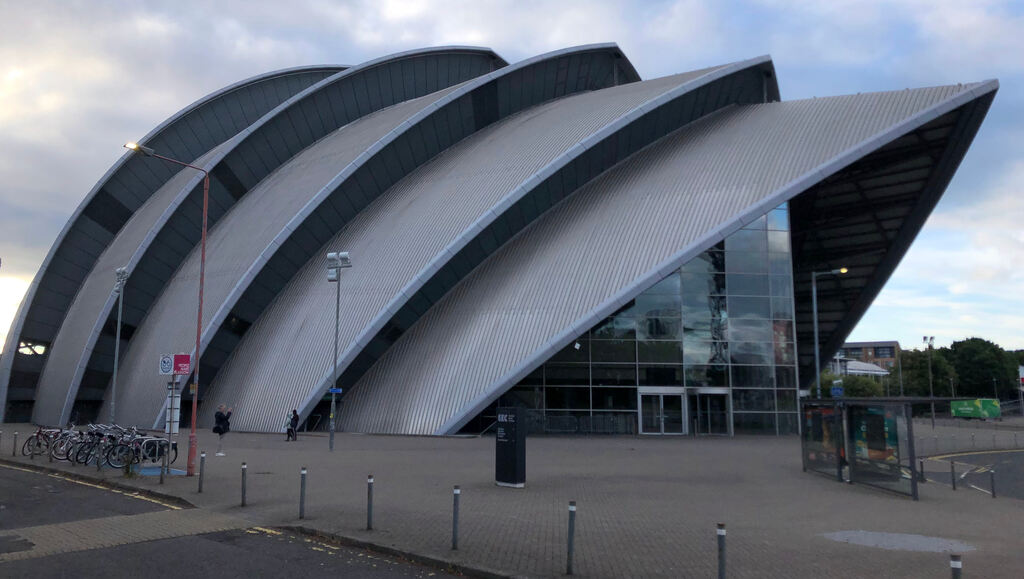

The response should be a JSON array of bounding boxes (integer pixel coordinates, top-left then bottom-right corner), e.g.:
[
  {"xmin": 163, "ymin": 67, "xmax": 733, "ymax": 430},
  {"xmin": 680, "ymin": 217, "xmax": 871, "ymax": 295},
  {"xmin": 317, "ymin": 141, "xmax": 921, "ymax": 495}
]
[{"xmin": 499, "ymin": 204, "xmax": 799, "ymax": 435}]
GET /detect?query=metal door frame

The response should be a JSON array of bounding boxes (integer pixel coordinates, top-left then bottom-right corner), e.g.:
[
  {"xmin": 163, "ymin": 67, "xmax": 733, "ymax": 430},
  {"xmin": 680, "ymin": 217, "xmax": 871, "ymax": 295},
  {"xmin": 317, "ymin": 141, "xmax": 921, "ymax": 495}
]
[
  {"xmin": 638, "ymin": 387, "xmax": 687, "ymax": 435},
  {"xmin": 687, "ymin": 387, "xmax": 733, "ymax": 436}
]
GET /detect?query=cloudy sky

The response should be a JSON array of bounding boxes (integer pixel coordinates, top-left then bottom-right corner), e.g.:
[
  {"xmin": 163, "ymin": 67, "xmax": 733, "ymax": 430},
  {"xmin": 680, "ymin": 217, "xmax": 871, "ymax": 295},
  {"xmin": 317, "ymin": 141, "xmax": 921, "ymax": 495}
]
[{"xmin": 1, "ymin": 0, "xmax": 1022, "ymax": 353}]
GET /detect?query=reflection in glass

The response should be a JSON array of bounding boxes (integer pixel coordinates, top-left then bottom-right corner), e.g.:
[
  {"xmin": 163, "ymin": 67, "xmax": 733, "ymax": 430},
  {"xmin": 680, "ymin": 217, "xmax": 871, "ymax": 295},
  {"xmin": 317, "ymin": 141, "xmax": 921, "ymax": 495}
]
[
  {"xmin": 727, "ymin": 319, "xmax": 772, "ymax": 342},
  {"xmin": 776, "ymin": 366, "xmax": 797, "ymax": 389},
  {"xmin": 682, "ymin": 250, "xmax": 725, "ymax": 274},
  {"xmin": 730, "ymin": 341, "xmax": 773, "ymax": 365},
  {"xmin": 771, "ymin": 297, "xmax": 794, "ymax": 320},
  {"xmin": 592, "ymin": 387, "xmax": 637, "ymax": 410},
  {"xmin": 591, "ymin": 340, "xmax": 636, "ymax": 363},
  {"xmin": 767, "ymin": 208, "xmax": 789, "ymax": 231},
  {"xmin": 768, "ymin": 230, "xmax": 790, "ymax": 253},
  {"xmin": 638, "ymin": 317, "xmax": 681, "ymax": 340},
  {"xmin": 645, "ymin": 272, "xmax": 681, "ymax": 294},
  {"xmin": 770, "ymin": 275, "xmax": 792, "ymax": 298},
  {"xmin": 777, "ymin": 389, "xmax": 798, "ymax": 411},
  {"xmin": 730, "ymin": 365, "xmax": 772, "ymax": 387},
  {"xmin": 639, "ymin": 365, "xmax": 683, "ymax": 386},
  {"xmin": 725, "ymin": 229, "xmax": 767, "ymax": 253},
  {"xmin": 683, "ymin": 339, "xmax": 729, "ymax": 365},
  {"xmin": 734, "ymin": 412, "xmax": 777, "ymax": 434},
  {"xmin": 725, "ymin": 251, "xmax": 769, "ymax": 274},
  {"xmin": 682, "ymin": 272, "xmax": 726, "ymax": 296},
  {"xmin": 546, "ymin": 364, "xmax": 589, "ymax": 386},
  {"xmin": 635, "ymin": 293, "xmax": 681, "ymax": 318},
  {"xmin": 774, "ymin": 342, "xmax": 795, "ymax": 365},
  {"xmin": 726, "ymin": 273, "xmax": 769, "ymax": 296},
  {"xmin": 769, "ymin": 252, "xmax": 791, "ymax": 275},
  {"xmin": 685, "ymin": 365, "xmax": 729, "ymax": 387},
  {"xmin": 732, "ymin": 389, "xmax": 776, "ymax": 411},
  {"xmin": 592, "ymin": 364, "xmax": 637, "ymax": 386},
  {"xmin": 509, "ymin": 386, "xmax": 544, "ymax": 408},
  {"xmin": 546, "ymin": 387, "xmax": 590, "ymax": 409},
  {"xmin": 638, "ymin": 340, "xmax": 683, "ymax": 363},
  {"xmin": 592, "ymin": 316, "xmax": 637, "ymax": 339},
  {"xmin": 728, "ymin": 296, "xmax": 771, "ymax": 319}
]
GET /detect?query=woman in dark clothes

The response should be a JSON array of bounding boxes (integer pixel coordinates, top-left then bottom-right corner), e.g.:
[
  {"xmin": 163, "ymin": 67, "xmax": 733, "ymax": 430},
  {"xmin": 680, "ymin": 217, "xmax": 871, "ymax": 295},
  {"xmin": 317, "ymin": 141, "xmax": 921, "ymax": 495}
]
[
  {"xmin": 213, "ymin": 404, "xmax": 232, "ymax": 456},
  {"xmin": 286, "ymin": 409, "xmax": 299, "ymax": 441}
]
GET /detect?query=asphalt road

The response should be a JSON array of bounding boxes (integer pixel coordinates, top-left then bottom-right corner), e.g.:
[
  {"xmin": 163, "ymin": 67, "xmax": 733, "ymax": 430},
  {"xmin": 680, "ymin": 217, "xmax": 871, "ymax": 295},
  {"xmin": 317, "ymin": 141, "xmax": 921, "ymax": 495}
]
[
  {"xmin": 931, "ymin": 449, "xmax": 1024, "ymax": 500},
  {"xmin": 0, "ymin": 465, "xmax": 458, "ymax": 578}
]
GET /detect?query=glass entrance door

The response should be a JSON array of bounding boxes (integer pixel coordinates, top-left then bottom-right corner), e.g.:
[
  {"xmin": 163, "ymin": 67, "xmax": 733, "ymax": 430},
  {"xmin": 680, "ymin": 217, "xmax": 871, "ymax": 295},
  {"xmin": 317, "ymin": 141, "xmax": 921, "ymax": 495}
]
[
  {"xmin": 639, "ymin": 392, "xmax": 685, "ymax": 435},
  {"xmin": 688, "ymin": 392, "xmax": 731, "ymax": 435}
]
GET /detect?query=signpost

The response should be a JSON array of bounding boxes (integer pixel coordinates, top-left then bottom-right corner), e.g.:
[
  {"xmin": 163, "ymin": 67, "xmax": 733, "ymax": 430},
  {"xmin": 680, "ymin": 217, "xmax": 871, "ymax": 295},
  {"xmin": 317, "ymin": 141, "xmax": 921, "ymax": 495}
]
[
  {"xmin": 495, "ymin": 407, "xmax": 526, "ymax": 488},
  {"xmin": 831, "ymin": 379, "xmax": 844, "ymax": 398},
  {"xmin": 173, "ymin": 353, "xmax": 190, "ymax": 375},
  {"xmin": 159, "ymin": 354, "xmax": 173, "ymax": 376}
]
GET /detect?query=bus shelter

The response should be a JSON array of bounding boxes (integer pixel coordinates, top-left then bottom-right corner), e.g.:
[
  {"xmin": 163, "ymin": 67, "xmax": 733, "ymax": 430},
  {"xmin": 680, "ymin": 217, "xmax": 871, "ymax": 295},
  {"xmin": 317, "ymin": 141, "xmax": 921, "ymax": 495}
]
[{"xmin": 801, "ymin": 398, "xmax": 923, "ymax": 500}]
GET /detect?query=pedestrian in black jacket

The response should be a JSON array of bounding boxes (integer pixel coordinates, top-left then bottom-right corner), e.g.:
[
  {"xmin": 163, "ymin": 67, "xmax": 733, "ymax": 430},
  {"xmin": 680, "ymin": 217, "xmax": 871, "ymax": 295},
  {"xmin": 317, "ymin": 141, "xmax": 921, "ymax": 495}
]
[
  {"xmin": 286, "ymin": 410, "xmax": 299, "ymax": 441},
  {"xmin": 213, "ymin": 404, "xmax": 232, "ymax": 456}
]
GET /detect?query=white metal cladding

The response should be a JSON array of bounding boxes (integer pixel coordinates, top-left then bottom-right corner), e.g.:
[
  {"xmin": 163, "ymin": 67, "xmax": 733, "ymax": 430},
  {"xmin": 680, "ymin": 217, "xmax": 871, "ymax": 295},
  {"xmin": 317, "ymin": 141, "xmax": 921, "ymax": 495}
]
[
  {"xmin": 0, "ymin": 65, "xmax": 342, "ymax": 420},
  {"xmin": 23, "ymin": 47, "xmax": 503, "ymax": 425},
  {"xmin": 103, "ymin": 86, "xmax": 464, "ymax": 426},
  {"xmin": 332, "ymin": 84, "xmax": 994, "ymax": 435},
  {"xmin": 196, "ymin": 45, "xmax": 647, "ymax": 431},
  {"xmin": 329, "ymin": 56, "xmax": 777, "ymax": 398}
]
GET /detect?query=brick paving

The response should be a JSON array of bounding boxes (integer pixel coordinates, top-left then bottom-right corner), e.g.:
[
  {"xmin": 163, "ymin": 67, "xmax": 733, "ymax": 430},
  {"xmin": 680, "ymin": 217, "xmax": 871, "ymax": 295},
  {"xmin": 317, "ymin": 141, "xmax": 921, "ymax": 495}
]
[{"xmin": 3, "ymin": 424, "xmax": 1024, "ymax": 577}]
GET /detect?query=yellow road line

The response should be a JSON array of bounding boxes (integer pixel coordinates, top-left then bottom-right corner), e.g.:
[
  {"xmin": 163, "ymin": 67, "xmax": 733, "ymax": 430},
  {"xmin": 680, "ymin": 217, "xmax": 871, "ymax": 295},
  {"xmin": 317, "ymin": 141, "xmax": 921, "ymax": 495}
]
[
  {"xmin": 928, "ymin": 448, "xmax": 1024, "ymax": 461},
  {"xmin": 0, "ymin": 462, "xmax": 182, "ymax": 510}
]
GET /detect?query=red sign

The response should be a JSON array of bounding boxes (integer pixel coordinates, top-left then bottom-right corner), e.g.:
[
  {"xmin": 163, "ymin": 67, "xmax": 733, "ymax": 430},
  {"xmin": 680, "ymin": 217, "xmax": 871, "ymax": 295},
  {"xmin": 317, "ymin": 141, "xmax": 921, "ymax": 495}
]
[{"xmin": 173, "ymin": 354, "xmax": 191, "ymax": 375}]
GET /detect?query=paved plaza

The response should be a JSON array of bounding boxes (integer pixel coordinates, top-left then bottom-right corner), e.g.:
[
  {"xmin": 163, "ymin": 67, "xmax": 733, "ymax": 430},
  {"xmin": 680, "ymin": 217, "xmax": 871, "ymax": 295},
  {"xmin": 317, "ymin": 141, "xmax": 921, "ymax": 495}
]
[{"xmin": 3, "ymin": 424, "xmax": 1024, "ymax": 577}]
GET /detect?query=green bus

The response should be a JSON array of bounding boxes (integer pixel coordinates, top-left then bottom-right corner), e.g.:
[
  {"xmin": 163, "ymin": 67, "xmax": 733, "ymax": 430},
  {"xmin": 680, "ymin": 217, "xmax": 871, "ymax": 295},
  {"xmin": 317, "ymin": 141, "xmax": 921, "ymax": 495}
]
[{"xmin": 950, "ymin": 399, "xmax": 1001, "ymax": 419}]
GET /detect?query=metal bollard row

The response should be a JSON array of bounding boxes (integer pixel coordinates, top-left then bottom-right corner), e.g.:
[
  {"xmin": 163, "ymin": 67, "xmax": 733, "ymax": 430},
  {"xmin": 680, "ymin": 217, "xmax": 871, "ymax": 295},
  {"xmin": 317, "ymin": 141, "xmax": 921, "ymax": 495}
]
[
  {"xmin": 566, "ymin": 501, "xmax": 576, "ymax": 575},
  {"xmin": 300, "ymin": 467, "xmax": 307, "ymax": 519},
  {"xmin": 367, "ymin": 475, "xmax": 374, "ymax": 531},
  {"xmin": 241, "ymin": 462, "xmax": 247, "ymax": 507},
  {"xmin": 198, "ymin": 451, "xmax": 206, "ymax": 493},
  {"xmin": 452, "ymin": 485, "xmax": 460, "ymax": 550}
]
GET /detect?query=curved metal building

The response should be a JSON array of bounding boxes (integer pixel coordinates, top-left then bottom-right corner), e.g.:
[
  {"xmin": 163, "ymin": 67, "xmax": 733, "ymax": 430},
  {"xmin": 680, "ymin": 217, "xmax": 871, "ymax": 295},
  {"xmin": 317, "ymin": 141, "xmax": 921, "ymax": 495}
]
[{"xmin": 1, "ymin": 45, "xmax": 997, "ymax": 437}]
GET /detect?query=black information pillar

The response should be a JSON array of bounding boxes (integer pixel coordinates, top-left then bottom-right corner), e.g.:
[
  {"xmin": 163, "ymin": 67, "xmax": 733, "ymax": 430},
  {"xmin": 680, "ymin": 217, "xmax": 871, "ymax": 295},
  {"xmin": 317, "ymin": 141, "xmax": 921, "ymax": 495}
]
[{"xmin": 495, "ymin": 407, "xmax": 526, "ymax": 488}]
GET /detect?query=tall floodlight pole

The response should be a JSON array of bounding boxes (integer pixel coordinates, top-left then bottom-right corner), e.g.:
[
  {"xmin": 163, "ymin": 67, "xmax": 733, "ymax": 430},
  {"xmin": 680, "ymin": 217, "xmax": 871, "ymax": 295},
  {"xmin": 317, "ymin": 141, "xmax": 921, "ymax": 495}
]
[
  {"xmin": 897, "ymin": 347, "xmax": 904, "ymax": 396},
  {"xmin": 950, "ymin": 377, "xmax": 956, "ymax": 398},
  {"xmin": 812, "ymin": 267, "xmax": 848, "ymax": 398},
  {"xmin": 924, "ymin": 336, "xmax": 935, "ymax": 428},
  {"xmin": 109, "ymin": 266, "xmax": 129, "ymax": 424},
  {"xmin": 326, "ymin": 251, "xmax": 352, "ymax": 452},
  {"xmin": 124, "ymin": 142, "xmax": 209, "ymax": 477}
]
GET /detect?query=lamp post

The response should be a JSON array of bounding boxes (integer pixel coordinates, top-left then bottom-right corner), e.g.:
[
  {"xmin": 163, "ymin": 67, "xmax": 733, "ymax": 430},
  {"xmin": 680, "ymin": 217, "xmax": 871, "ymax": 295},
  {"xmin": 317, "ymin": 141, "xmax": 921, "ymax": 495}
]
[
  {"xmin": 812, "ymin": 267, "xmax": 848, "ymax": 398},
  {"xmin": 124, "ymin": 142, "xmax": 209, "ymax": 477},
  {"xmin": 950, "ymin": 376, "xmax": 956, "ymax": 399},
  {"xmin": 326, "ymin": 251, "xmax": 352, "ymax": 452},
  {"xmin": 110, "ymin": 266, "xmax": 129, "ymax": 424},
  {"xmin": 924, "ymin": 336, "xmax": 935, "ymax": 428}
]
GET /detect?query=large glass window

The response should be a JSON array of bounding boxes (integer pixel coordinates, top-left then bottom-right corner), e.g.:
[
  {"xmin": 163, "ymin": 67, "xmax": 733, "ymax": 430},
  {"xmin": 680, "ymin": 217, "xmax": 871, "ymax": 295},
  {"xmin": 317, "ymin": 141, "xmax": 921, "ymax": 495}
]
[{"xmin": 486, "ymin": 203, "xmax": 798, "ymax": 435}]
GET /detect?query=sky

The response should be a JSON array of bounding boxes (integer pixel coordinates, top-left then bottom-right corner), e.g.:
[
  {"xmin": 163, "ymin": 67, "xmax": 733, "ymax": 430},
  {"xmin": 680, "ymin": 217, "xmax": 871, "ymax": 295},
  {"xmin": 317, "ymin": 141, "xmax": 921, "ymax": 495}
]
[{"xmin": 1, "ymin": 0, "xmax": 1023, "ymax": 354}]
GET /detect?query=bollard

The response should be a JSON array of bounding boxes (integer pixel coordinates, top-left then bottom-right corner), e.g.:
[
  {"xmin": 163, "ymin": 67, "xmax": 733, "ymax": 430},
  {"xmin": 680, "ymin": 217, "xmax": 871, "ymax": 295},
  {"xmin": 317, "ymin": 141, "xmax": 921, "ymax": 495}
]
[
  {"xmin": 12, "ymin": 432, "xmax": 17, "ymax": 457},
  {"xmin": 299, "ymin": 467, "xmax": 307, "ymax": 519},
  {"xmin": 567, "ymin": 501, "xmax": 577, "ymax": 576},
  {"xmin": 919, "ymin": 459, "xmax": 926, "ymax": 483},
  {"xmin": 950, "ymin": 462, "xmax": 957, "ymax": 491},
  {"xmin": 241, "ymin": 462, "xmax": 248, "ymax": 507},
  {"xmin": 48, "ymin": 438, "xmax": 53, "ymax": 463},
  {"xmin": 452, "ymin": 485, "xmax": 460, "ymax": 550},
  {"xmin": 366, "ymin": 475, "xmax": 374, "ymax": 531},
  {"xmin": 971, "ymin": 433, "xmax": 975, "ymax": 449},
  {"xmin": 30, "ymin": 435, "xmax": 35, "ymax": 460},
  {"xmin": 198, "ymin": 452, "xmax": 206, "ymax": 493},
  {"xmin": 717, "ymin": 523, "xmax": 727, "ymax": 579},
  {"xmin": 950, "ymin": 554, "xmax": 962, "ymax": 579},
  {"xmin": 160, "ymin": 450, "xmax": 166, "ymax": 484},
  {"xmin": 96, "ymin": 444, "xmax": 102, "ymax": 472},
  {"xmin": 990, "ymin": 470, "xmax": 996, "ymax": 499},
  {"xmin": 933, "ymin": 435, "xmax": 938, "ymax": 454}
]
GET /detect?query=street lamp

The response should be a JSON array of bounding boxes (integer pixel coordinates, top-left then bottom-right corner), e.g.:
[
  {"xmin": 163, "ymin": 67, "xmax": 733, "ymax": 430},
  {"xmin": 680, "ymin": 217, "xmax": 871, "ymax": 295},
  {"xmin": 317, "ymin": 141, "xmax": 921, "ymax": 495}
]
[
  {"xmin": 124, "ymin": 141, "xmax": 210, "ymax": 477},
  {"xmin": 812, "ymin": 267, "xmax": 848, "ymax": 398},
  {"xmin": 924, "ymin": 336, "xmax": 935, "ymax": 428},
  {"xmin": 326, "ymin": 251, "xmax": 352, "ymax": 452},
  {"xmin": 110, "ymin": 266, "xmax": 129, "ymax": 424}
]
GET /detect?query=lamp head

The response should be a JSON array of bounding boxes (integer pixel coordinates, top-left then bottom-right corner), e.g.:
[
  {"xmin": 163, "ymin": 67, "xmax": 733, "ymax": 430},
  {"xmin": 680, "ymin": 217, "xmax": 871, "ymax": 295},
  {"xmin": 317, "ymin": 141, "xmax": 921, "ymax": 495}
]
[{"xmin": 124, "ymin": 142, "xmax": 155, "ymax": 156}]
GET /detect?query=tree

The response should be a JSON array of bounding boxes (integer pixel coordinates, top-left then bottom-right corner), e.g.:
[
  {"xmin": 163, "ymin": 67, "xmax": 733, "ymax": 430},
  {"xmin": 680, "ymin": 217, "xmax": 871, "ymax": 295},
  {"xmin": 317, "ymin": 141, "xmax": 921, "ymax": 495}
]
[
  {"xmin": 949, "ymin": 338, "xmax": 1016, "ymax": 400},
  {"xmin": 818, "ymin": 371, "xmax": 883, "ymax": 398},
  {"xmin": 897, "ymin": 348, "xmax": 957, "ymax": 398}
]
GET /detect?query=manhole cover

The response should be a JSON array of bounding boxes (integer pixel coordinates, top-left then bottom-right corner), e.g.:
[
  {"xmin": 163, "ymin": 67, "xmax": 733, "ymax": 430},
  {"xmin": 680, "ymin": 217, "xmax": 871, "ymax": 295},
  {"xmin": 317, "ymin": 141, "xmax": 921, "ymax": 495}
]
[{"xmin": 823, "ymin": 530, "xmax": 974, "ymax": 553}]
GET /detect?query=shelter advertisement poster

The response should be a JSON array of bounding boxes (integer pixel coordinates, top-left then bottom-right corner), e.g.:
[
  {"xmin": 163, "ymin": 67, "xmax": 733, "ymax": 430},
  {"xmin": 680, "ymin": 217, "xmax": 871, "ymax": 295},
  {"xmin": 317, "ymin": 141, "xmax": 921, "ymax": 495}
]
[
  {"xmin": 802, "ymin": 405, "xmax": 841, "ymax": 475},
  {"xmin": 851, "ymin": 405, "xmax": 898, "ymax": 462}
]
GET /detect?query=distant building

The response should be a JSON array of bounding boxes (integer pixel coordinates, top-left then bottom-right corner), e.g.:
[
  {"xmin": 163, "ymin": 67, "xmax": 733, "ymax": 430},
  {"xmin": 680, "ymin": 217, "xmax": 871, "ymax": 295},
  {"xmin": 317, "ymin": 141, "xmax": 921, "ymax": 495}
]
[
  {"xmin": 838, "ymin": 341, "xmax": 902, "ymax": 371},
  {"xmin": 829, "ymin": 357, "xmax": 890, "ymax": 378}
]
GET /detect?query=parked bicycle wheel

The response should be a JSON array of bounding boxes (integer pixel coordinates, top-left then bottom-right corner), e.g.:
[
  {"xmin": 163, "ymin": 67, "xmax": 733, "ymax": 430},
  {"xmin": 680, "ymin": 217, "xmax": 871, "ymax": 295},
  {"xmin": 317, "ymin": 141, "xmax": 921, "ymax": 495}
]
[
  {"xmin": 21, "ymin": 435, "xmax": 47, "ymax": 457},
  {"xmin": 105, "ymin": 443, "xmax": 136, "ymax": 468}
]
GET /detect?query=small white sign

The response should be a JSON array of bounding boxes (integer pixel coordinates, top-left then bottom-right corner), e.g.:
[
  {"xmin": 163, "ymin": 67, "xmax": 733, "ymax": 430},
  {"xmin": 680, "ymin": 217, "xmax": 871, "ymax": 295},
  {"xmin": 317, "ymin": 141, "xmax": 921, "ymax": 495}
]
[{"xmin": 159, "ymin": 354, "xmax": 173, "ymax": 376}]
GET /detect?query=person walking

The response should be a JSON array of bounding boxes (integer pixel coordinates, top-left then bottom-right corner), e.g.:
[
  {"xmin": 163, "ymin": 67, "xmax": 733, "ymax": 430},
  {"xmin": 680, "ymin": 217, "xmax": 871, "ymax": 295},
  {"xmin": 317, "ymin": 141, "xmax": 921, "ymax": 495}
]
[
  {"xmin": 286, "ymin": 409, "xmax": 299, "ymax": 441},
  {"xmin": 213, "ymin": 404, "xmax": 232, "ymax": 456}
]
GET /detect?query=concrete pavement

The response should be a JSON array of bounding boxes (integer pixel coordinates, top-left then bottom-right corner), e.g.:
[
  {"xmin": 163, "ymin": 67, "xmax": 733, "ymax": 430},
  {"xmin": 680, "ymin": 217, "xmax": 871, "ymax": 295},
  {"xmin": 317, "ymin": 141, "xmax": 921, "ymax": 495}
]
[{"xmin": 3, "ymin": 424, "xmax": 1024, "ymax": 577}]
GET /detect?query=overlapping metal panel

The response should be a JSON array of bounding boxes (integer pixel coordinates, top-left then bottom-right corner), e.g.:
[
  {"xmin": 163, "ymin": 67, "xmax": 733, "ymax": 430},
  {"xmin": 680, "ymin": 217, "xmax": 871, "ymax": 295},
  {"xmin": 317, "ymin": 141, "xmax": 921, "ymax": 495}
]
[
  {"xmin": 26, "ymin": 47, "xmax": 504, "ymax": 425},
  {"xmin": 331, "ymin": 82, "xmax": 996, "ymax": 434},
  {"xmin": 197, "ymin": 45, "xmax": 647, "ymax": 431},
  {"xmin": 0, "ymin": 65, "xmax": 343, "ymax": 420}
]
